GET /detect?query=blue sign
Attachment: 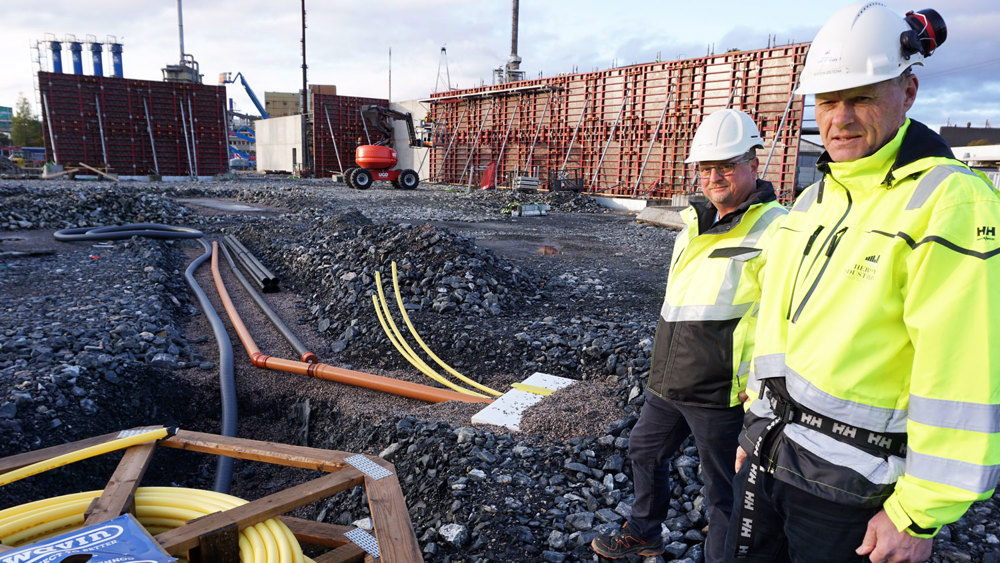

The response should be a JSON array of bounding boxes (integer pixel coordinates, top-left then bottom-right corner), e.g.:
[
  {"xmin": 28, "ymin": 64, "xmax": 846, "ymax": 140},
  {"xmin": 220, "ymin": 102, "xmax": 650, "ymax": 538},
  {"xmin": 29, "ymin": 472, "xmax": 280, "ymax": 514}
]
[
  {"xmin": 0, "ymin": 106, "xmax": 11, "ymax": 132},
  {"xmin": 0, "ymin": 514, "xmax": 176, "ymax": 563}
]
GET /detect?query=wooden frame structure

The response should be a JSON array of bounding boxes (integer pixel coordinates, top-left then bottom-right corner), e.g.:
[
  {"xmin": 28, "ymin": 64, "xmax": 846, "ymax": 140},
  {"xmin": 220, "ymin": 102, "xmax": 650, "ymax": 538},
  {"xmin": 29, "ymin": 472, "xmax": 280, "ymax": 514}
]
[{"xmin": 0, "ymin": 428, "xmax": 421, "ymax": 562}]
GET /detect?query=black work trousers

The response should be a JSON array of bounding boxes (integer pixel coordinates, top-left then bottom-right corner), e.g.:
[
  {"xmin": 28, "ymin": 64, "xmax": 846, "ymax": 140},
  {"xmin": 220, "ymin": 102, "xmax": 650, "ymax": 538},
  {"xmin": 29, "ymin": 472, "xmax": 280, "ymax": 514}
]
[
  {"xmin": 628, "ymin": 391, "xmax": 744, "ymax": 563},
  {"xmin": 723, "ymin": 459, "xmax": 881, "ymax": 562}
]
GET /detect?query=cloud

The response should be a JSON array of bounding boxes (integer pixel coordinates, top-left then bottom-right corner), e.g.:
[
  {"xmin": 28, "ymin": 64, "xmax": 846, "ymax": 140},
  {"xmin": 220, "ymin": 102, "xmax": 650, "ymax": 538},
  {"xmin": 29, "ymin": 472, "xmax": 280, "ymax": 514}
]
[{"xmin": 2, "ymin": 1, "xmax": 998, "ymax": 133}]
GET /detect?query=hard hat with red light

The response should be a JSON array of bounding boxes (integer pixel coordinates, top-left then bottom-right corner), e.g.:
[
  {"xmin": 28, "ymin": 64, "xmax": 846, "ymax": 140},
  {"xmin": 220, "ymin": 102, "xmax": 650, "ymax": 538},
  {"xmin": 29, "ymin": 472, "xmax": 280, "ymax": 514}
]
[{"xmin": 796, "ymin": 2, "xmax": 947, "ymax": 96}]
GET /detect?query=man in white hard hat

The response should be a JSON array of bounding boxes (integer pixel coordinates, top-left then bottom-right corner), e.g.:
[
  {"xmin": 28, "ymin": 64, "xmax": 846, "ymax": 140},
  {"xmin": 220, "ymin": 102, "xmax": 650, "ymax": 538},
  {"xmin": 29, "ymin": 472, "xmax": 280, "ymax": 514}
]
[
  {"xmin": 727, "ymin": 3, "xmax": 1000, "ymax": 562},
  {"xmin": 591, "ymin": 109, "xmax": 786, "ymax": 561}
]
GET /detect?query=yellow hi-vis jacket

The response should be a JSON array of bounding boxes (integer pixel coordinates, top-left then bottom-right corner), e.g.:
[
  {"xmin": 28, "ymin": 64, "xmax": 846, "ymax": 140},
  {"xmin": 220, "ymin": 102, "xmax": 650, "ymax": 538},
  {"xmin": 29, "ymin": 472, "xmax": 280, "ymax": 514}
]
[
  {"xmin": 647, "ymin": 180, "xmax": 786, "ymax": 407},
  {"xmin": 744, "ymin": 119, "xmax": 1000, "ymax": 537}
]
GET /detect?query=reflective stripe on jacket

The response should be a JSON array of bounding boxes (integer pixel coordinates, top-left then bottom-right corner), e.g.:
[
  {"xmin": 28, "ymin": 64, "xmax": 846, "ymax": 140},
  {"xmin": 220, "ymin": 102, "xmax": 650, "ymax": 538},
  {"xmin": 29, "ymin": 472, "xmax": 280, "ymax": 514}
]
[
  {"xmin": 744, "ymin": 119, "xmax": 1000, "ymax": 535},
  {"xmin": 647, "ymin": 179, "xmax": 786, "ymax": 408}
]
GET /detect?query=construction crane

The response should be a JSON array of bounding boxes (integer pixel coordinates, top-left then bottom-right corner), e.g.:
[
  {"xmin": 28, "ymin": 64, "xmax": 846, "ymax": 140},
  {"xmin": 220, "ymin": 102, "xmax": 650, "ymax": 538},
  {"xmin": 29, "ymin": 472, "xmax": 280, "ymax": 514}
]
[
  {"xmin": 219, "ymin": 72, "xmax": 269, "ymax": 119},
  {"xmin": 343, "ymin": 105, "xmax": 429, "ymax": 190},
  {"xmin": 219, "ymin": 72, "xmax": 269, "ymax": 168}
]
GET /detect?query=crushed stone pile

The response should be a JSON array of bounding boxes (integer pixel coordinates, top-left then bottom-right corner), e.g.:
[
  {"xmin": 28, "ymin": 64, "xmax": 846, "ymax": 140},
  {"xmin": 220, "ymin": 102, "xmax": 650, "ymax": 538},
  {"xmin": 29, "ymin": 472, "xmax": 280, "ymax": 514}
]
[{"xmin": 0, "ymin": 183, "xmax": 194, "ymax": 231}]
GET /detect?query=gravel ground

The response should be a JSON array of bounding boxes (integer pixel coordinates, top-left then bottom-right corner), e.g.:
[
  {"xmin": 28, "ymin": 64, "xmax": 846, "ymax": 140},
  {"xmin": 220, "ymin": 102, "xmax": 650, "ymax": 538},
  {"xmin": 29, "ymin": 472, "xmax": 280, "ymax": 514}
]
[{"xmin": 1, "ymin": 177, "xmax": 998, "ymax": 563}]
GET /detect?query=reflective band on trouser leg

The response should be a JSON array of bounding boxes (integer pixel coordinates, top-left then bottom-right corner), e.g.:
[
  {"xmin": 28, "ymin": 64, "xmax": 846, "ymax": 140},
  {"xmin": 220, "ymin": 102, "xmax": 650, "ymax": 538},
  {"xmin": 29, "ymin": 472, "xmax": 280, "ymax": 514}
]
[{"xmin": 734, "ymin": 416, "xmax": 783, "ymax": 559}]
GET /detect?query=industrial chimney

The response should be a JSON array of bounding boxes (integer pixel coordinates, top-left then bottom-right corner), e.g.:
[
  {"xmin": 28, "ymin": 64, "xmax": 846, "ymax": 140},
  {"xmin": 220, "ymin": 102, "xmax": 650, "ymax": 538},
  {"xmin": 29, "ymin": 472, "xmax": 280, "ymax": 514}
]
[
  {"xmin": 161, "ymin": 0, "xmax": 202, "ymax": 83},
  {"xmin": 494, "ymin": 0, "xmax": 525, "ymax": 83}
]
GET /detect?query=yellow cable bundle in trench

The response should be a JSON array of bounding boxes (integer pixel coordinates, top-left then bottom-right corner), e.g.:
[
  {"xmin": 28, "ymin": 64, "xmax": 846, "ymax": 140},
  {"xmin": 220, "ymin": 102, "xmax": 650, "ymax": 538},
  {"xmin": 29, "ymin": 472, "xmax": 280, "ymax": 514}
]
[
  {"xmin": 388, "ymin": 261, "xmax": 501, "ymax": 397},
  {"xmin": 372, "ymin": 264, "xmax": 503, "ymax": 398},
  {"xmin": 0, "ymin": 488, "xmax": 313, "ymax": 563},
  {"xmin": 372, "ymin": 271, "xmax": 490, "ymax": 399}
]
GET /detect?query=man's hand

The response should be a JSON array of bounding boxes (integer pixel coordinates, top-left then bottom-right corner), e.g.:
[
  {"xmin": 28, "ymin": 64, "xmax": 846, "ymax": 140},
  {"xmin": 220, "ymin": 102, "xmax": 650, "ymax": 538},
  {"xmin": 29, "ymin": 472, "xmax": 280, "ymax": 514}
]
[
  {"xmin": 735, "ymin": 446, "xmax": 747, "ymax": 473},
  {"xmin": 738, "ymin": 391, "xmax": 749, "ymax": 403},
  {"xmin": 856, "ymin": 510, "xmax": 932, "ymax": 562}
]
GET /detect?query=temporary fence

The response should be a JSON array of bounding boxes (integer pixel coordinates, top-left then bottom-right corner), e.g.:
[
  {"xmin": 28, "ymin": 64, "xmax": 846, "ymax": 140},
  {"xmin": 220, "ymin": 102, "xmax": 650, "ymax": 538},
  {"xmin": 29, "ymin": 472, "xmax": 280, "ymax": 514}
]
[
  {"xmin": 428, "ymin": 43, "xmax": 809, "ymax": 201},
  {"xmin": 38, "ymin": 71, "xmax": 228, "ymax": 176}
]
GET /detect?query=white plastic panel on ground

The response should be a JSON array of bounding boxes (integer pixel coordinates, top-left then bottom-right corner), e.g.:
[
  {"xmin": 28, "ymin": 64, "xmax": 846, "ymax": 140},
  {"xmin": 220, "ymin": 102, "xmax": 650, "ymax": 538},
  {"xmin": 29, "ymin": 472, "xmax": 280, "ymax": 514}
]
[{"xmin": 471, "ymin": 372, "xmax": 577, "ymax": 431}]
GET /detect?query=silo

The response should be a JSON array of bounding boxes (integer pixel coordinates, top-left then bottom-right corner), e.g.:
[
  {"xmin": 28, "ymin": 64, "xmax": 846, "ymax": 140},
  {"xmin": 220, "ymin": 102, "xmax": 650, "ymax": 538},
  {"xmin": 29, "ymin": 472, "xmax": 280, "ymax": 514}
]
[
  {"xmin": 69, "ymin": 41, "xmax": 83, "ymax": 74},
  {"xmin": 110, "ymin": 43, "xmax": 123, "ymax": 78},
  {"xmin": 49, "ymin": 41, "xmax": 63, "ymax": 73},
  {"xmin": 90, "ymin": 42, "xmax": 103, "ymax": 76}
]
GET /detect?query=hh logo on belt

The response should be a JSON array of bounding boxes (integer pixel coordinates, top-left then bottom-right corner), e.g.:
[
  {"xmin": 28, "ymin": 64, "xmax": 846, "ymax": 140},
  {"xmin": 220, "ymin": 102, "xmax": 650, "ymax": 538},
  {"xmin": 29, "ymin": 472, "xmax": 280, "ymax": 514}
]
[{"xmin": 978, "ymin": 225, "xmax": 996, "ymax": 241}]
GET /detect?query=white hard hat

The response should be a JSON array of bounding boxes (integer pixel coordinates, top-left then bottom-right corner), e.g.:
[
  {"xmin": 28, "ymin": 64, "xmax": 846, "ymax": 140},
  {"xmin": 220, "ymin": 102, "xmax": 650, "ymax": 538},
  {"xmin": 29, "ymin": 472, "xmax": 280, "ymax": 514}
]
[
  {"xmin": 685, "ymin": 109, "xmax": 764, "ymax": 163},
  {"xmin": 797, "ymin": 2, "xmax": 928, "ymax": 95}
]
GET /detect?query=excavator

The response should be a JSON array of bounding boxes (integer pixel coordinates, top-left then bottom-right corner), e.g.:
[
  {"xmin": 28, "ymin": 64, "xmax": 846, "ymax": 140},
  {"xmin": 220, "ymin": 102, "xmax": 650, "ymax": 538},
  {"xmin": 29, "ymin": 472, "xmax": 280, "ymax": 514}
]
[{"xmin": 343, "ymin": 105, "xmax": 429, "ymax": 190}]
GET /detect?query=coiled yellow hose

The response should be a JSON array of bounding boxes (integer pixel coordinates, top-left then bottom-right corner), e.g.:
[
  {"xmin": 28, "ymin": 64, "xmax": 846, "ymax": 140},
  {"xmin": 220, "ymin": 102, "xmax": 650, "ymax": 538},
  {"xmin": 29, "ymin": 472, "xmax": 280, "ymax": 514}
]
[{"xmin": 0, "ymin": 487, "xmax": 313, "ymax": 563}]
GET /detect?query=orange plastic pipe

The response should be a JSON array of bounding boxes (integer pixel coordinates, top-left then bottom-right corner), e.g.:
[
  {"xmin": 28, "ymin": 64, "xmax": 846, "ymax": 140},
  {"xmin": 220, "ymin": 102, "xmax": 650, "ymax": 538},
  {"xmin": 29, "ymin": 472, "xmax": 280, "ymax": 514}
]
[{"xmin": 210, "ymin": 242, "xmax": 490, "ymax": 404}]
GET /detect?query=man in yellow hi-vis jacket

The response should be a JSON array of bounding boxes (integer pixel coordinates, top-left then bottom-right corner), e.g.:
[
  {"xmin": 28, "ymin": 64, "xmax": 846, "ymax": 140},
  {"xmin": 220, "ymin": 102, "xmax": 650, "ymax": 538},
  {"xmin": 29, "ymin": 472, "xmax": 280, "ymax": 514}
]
[
  {"xmin": 727, "ymin": 3, "xmax": 1000, "ymax": 563},
  {"xmin": 592, "ymin": 108, "xmax": 786, "ymax": 561}
]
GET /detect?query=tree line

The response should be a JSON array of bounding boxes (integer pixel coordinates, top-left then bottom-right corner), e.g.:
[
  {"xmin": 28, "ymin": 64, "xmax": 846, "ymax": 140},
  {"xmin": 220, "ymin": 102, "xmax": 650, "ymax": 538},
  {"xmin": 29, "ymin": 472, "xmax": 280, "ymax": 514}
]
[{"xmin": 1, "ymin": 94, "xmax": 44, "ymax": 147}]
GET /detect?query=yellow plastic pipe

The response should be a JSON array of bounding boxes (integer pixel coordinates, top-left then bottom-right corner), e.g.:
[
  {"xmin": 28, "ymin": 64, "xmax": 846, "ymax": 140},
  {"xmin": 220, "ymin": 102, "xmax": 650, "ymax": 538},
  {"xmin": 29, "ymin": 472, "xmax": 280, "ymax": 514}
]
[
  {"xmin": 373, "ymin": 274, "xmax": 487, "ymax": 398},
  {"xmin": 390, "ymin": 261, "xmax": 502, "ymax": 396},
  {"xmin": 374, "ymin": 272, "xmax": 447, "ymax": 378},
  {"xmin": 0, "ymin": 427, "xmax": 171, "ymax": 487},
  {"xmin": 371, "ymin": 294, "xmax": 454, "ymax": 391}
]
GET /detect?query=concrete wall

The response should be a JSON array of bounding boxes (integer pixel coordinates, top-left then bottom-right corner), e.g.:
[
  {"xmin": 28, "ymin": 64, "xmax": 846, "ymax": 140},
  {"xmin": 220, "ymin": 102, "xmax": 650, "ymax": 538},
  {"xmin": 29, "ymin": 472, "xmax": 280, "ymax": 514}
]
[
  {"xmin": 391, "ymin": 100, "xmax": 430, "ymax": 180},
  {"xmin": 256, "ymin": 115, "xmax": 302, "ymax": 173}
]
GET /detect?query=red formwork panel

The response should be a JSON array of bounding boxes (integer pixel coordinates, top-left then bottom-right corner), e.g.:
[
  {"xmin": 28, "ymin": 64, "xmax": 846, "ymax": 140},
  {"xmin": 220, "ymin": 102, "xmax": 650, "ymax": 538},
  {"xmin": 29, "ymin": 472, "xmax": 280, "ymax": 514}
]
[
  {"xmin": 38, "ymin": 71, "xmax": 228, "ymax": 176},
  {"xmin": 428, "ymin": 44, "xmax": 808, "ymax": 201},
  {"xmin": 312, "ymin": 93, "xmax": 389, "ymax": 176}
]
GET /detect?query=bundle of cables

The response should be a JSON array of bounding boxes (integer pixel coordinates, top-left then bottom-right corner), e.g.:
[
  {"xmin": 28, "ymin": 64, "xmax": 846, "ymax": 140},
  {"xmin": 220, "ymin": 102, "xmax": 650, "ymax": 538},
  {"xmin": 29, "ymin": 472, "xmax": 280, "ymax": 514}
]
[{"xmin": 0, "ymin": 487, "xmax": 314, "ymax": 563}]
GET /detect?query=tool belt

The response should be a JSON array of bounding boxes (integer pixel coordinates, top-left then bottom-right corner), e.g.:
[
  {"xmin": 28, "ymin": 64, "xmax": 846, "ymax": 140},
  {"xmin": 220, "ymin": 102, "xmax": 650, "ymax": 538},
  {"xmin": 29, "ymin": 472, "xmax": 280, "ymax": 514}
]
[{"xmin": 733, "ymin": 378, "xmax": 907, "ymax": 559}]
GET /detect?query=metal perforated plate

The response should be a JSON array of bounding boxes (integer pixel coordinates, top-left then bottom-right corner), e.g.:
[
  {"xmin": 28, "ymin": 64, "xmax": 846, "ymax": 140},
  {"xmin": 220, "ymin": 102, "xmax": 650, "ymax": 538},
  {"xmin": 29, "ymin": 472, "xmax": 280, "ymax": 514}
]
[
  {"xmin": 345, "ymin": 454, "xmax": 393, "ymax": 480},
  {"xmin": 345, "ymin": 528, "xmax": 380, "ymax": 558},
  {"xmin": 117, "ymin": 427, "xmax": 160, "ymax": 438}
]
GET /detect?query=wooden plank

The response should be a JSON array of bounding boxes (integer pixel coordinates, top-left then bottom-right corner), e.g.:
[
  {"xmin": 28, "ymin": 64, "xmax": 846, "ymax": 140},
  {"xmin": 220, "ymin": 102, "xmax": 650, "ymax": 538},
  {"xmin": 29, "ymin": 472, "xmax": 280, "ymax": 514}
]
[
  {"xmin": 279, "ymin": 517, "xmax": 354, "ymax": 548},
  {"xmin": 41, "ymin": 167, "xmax": 81, "ymax": 179},
  {"xmin": 187, "ymin": 522, "xmax": 240, "ymax": 563},
  {"xmin": 312, "ymin": 544, "xmax": 367, "ymax": 563},
  {"xmin": 280, "ymin": 518, "xmax": 368, "ymax": 563},
  {"xmin": 84, "ymin": 442, "xmax": 157, "ymax": 526},
  {"xmin": 365, "ymin": 464, "xmax": 422, "ymax": 563},
  {"xmin": 0, "ymin": 429, "xmax": 136, "ymax": 475},
  {"xmin": 77, "ymin": 161, "xmax": 119, "ymax": 181},
  {"xmin": 156, "ymin": 470, "xmax": 364, "ymax": 555},
  {"xmin": 160, "ymin": 430, "xmax": 353, "ymax": 472}
]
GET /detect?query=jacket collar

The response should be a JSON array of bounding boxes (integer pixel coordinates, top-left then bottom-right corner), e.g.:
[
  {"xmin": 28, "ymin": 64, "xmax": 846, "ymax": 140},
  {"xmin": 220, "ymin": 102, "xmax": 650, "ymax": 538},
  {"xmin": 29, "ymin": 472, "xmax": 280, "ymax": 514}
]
[
  {"xmin": 815, "ymin": 119, "xmax": 955, "ymax": 192},
  {"xmin": 689, "ymin": 179, "xmax": 778, "ymax": 235}
]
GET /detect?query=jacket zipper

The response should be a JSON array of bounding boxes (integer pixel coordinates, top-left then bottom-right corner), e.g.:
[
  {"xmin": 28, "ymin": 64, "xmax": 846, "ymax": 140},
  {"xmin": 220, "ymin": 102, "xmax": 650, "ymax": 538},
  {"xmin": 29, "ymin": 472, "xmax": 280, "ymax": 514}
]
[
  {"xmin": 791, "ymin": 226, "xmax": 849, "ymax": 323},
  {"xmin": 789, "ymin": 187, "xmax": 853, "ymax": 323},
  {"xmin": 785, "ymin": 225, "xmax": 825, "ymax": 320}
]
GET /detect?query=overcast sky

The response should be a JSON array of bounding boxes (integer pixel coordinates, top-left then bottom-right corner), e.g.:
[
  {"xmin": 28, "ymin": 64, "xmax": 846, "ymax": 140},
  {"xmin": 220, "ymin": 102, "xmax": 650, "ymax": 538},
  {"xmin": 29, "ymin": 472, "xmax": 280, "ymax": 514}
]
[{"xmin": 3, "ymin": 0, "xmax": 999, "ymax": 132}]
